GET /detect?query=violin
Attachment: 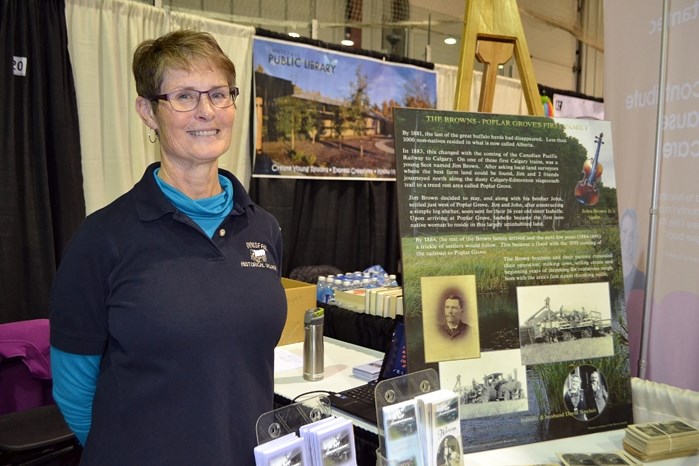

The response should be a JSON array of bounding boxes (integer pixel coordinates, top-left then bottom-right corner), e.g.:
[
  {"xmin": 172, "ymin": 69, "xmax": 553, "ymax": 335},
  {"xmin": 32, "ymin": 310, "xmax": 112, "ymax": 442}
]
[{"xmin": 575, "ymin": 133, "xmax": 604, "ymax": 206}]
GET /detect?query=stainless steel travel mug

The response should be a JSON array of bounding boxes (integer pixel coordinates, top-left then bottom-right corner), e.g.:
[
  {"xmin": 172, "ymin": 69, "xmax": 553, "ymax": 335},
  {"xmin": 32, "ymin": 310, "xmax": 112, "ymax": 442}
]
[{"xmin": 303, "ymin": 307, "xmax": 325, "ymax": 381}]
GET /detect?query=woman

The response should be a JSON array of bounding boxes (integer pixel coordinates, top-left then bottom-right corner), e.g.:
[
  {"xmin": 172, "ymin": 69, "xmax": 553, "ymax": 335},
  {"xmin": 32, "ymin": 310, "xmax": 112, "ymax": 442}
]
[
  {"xmin": 563, "ymin": 372, "xmax": 588, "ymax": 420},
  {"xmin": 49, "ymin": 30, "xmax": 286, "ymax": 465}
]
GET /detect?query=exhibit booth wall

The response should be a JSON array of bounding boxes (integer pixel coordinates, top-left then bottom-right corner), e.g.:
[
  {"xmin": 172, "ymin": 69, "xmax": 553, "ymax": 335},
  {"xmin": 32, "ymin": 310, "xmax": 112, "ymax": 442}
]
[
  {"xmin": 61, "ymin": 0, "xmax": 529, "ymax": 214},
  {"xmin": 604, "ymin": 0, "xmax": 699, "ymax": 391},
  {"xmin": 5, "ymin": 0, "xmax": 696, "ymax": 394},
  {"xmin": 61, "ymin": 0, "xmax": 530, "ymax": 280},
  {"xmin": 1, "ymin": 0, "xmax": 528, "ymax": 324}
]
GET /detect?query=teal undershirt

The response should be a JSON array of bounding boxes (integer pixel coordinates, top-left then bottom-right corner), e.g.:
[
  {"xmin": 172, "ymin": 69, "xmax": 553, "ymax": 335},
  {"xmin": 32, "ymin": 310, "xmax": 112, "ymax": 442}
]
[
  {"xmin": 153, "ymin": 167, "xmax": 234, "ymax": 237},
  {"xmin": 51, "ymin": 168, "xmax": 235, "ymax": 445}
]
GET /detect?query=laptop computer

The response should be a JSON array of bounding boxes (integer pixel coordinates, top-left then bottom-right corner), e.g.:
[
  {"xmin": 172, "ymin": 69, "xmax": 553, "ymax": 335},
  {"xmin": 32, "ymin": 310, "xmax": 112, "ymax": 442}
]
[{"xmin": 328, "ymin": 316, "xmax": 407, "ymax": 425}]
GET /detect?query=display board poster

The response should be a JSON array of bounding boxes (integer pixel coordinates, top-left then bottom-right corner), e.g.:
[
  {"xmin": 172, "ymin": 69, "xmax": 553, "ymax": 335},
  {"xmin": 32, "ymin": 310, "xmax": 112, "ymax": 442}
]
[
  {"xmin": 252, "ymin": 36, "xmax": 436, "ymax": 180},
  {"xmin": 393, "ymin": 108, "xmax": 633, "ymax": 452}
]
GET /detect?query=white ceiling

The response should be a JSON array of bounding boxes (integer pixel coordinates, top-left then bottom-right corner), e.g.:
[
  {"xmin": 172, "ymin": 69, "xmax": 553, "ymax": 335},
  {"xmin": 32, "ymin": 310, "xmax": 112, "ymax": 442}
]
[
  {"xmin": 405, "ymin": 0, "xmax": 604, "ymax": 96},
  {"xmin": 163, "ymin": 0, "xmax": 604, "ymax": 97}
]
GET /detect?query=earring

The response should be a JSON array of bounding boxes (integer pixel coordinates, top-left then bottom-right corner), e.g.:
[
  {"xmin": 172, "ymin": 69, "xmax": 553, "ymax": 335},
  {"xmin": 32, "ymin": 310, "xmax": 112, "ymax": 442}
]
[{"xmin": 148, "ymin": 127, "xmax": 159, "ymax": 144}]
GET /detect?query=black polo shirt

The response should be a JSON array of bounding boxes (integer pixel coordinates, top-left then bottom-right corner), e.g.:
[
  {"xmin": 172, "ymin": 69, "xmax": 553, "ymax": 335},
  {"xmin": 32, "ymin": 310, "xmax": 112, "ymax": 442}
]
[{"xmin": 50, "ymin": 163, "xmax": 287, "ymax": 465}]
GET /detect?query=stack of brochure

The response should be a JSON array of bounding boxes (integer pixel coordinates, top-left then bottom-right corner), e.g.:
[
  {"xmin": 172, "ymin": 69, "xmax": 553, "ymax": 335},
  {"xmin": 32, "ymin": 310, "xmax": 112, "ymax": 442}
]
[
  {"xmin": 415, "ymin": 389, "xmax": 462, "ymax": 466},
  {"xmin": 556, "ymin": 451, "xmax": 639, "ymax": 465},
  {"xmin": 254, "ymin": 417, "xmax": 357, "ymax": 466},
  {"xmin": 623, "ymin": 419, "xmax": 699, "ymax": 462},
  {"xmin": 300, "ymin": 416, "xmax": 357, "ymax": 466},
  {"xmin": 380, "ymin": 398, "xmax": 422, "ymax": 465},
  {"xmin": 352, "ymin": 359, "xmax": 383, "ymax": 381},
  {"xmin": 253, "ymin": 433, "xmax": 307, "ymax": 466}
]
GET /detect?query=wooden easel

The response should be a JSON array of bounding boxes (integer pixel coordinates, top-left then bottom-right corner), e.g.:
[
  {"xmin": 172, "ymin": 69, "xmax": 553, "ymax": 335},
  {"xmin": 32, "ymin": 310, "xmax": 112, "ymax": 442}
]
[{"xmin": 454, "ymin": 0, "xmax": 543, "ymax": 116}]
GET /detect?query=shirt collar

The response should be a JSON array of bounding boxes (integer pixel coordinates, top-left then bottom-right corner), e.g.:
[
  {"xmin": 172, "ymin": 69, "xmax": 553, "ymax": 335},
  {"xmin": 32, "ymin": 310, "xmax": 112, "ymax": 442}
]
[{"xmin": 133, "ymin": 162, "xmax": 255, "ymax": 221}]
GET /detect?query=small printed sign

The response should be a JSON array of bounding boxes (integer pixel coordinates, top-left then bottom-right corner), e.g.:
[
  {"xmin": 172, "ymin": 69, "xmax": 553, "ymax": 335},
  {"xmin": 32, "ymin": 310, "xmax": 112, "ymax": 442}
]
[{"xmin": 13, "ymin": 56, "xmax": 27, "ymax": 76}]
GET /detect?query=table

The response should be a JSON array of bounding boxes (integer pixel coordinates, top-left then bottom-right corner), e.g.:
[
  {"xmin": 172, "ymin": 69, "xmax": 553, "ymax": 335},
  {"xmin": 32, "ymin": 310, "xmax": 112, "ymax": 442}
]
[
  {"xmin": 274, "ymin": 337, "xmax": 382, "ymax": 432},
  {"xmin": 274, "ymin": 339, "xmax": 699, "ymax": 466},
  {"xmin": 275, "ymin": 337, "xmax": 383, "ymax": 399},
  {"xmin": 274, "ymin": 337, "xmax": 384, "ymax": 465},
  {"xmin": 462, "ymin": 429, "xmax": 699, "ymax": 465}
]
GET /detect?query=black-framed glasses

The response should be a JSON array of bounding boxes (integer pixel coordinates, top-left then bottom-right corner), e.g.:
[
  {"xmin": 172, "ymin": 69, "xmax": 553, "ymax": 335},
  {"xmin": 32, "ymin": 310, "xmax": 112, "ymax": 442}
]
[{"xmin": 154, "ymin": 86, "xmax": 239, "ymax": 112}]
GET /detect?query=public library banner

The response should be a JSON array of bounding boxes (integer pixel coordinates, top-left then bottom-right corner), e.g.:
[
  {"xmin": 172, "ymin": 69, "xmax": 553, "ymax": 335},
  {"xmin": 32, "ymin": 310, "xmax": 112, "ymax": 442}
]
[
  {"xmin": 252, "ymin": 37, "xmax": 436, "ymax": 180},
  {"xmin": 393, "ymin": 108, "xmax": 633, "ymax": 452}
]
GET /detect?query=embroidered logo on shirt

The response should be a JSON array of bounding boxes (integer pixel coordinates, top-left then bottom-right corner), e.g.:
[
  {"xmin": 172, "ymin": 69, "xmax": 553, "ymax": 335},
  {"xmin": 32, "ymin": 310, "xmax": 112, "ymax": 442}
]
[
  {"xmin": 251, "ymin": 248, "xmax": 267, "ymax": 263},
  {"xmin": 241, "ymin": 241, "xmax": 278, "ymax": 272}
]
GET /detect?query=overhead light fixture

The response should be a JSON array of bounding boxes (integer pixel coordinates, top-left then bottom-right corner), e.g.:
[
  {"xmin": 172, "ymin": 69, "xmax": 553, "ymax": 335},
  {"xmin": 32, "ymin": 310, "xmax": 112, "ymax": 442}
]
[
  {"xmin": 444, "ymin": 37, "xmax": 457, "ymax": 45},
  {"xmin": 288, "ymin": 32, "xmax": 300, "ymax": 38},
  {"xmin": 342, "ymin": 30, "xmax": 354, "ymax": 47}
]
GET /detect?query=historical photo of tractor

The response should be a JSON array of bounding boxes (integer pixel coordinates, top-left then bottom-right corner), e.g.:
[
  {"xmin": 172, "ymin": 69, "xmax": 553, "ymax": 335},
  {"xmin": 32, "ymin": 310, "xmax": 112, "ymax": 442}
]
[
  {"xmin": 517, "ymin": 282, "xmax": 615, "ymax": 365},
  {"xmin": 460, "ymin": 371, "xmax": 524, "ymax": 404},
  {"xmin": 439, "ymin": 349, "xmax": 528, "ymax": 419}
]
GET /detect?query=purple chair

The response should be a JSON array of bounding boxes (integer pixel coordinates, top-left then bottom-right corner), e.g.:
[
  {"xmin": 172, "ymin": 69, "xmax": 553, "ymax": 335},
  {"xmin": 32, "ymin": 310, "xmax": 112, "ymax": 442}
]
[
  {"xmin": 0, "ymin": 319, "xmax": 79, "ymax": 464},
  {"xmin": 0, "ymin": 319, "xmax": 53, "ymax": 414}
]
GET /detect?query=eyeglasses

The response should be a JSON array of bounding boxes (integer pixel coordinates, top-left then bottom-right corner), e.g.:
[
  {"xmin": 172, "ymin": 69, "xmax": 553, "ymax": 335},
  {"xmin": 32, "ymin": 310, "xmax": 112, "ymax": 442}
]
[{"xmin": 154, "ymin": 86, "xmax": 239, "ymax": 112}]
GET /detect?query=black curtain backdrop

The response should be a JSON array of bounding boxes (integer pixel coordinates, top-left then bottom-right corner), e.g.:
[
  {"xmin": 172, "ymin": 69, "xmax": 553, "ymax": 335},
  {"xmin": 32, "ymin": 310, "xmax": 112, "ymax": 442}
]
[
  {"xmin": 249, "ymin": 30, "xmax": 432, "ymax": 281},
  {"xmin": 249, "ymin": 178, "xmax": 401, "ymax": 278},
  {"xmin": 0, "ymin": 0, "xmax": 85, "ymax": 324}
]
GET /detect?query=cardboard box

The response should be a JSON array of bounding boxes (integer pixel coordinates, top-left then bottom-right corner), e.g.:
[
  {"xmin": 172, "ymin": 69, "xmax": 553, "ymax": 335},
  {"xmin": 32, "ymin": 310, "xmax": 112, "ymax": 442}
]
[{"xmin": 278, "ymin": 277, "xmax": 317, "ymax": 346}]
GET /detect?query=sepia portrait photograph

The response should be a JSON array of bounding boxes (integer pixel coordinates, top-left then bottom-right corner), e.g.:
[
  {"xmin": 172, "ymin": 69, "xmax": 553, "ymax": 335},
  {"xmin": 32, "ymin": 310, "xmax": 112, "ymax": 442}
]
[{"xmin": 421, "ymin": 275, "xmax": 480, "ymax": 363}]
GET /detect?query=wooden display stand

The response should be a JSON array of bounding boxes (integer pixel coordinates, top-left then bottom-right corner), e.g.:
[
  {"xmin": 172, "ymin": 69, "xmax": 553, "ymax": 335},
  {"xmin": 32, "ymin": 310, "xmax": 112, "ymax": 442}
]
[{"xmin": 454, "ymin": 0, "xmax": 543, "ymax": 116}]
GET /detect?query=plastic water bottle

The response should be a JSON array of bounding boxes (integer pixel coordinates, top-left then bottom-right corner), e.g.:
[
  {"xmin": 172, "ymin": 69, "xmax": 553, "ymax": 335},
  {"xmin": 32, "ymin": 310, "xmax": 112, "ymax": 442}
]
[
  {"xmin": 316, "ymin": 276, "xmax": 327, "ymax": 302},
  {"xmin": 323, "ymin": 278, "xmax": 335, "ymax": 304},
  {"xmin": 388, "ymin": 274, "xmax": 399, "ymax": 287},
  {"xmin": 327, "ymin": 279, "xmax": 342, "ymax": 303}
]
